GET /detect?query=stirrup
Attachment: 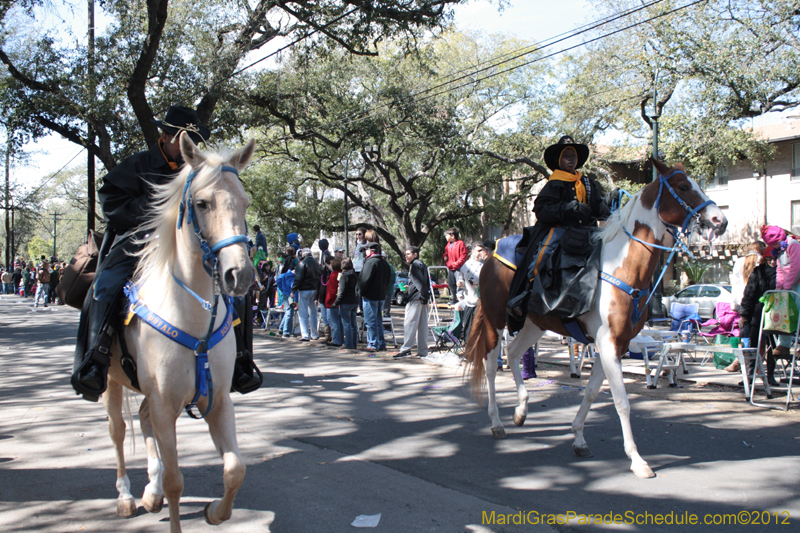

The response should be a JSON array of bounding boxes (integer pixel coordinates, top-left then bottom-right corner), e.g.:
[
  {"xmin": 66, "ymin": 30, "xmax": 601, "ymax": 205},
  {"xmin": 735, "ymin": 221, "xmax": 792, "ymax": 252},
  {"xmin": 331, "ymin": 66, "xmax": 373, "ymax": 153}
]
[{"xmin": 231, "ymin": 351, "xmax": 263, "ymax": 395}]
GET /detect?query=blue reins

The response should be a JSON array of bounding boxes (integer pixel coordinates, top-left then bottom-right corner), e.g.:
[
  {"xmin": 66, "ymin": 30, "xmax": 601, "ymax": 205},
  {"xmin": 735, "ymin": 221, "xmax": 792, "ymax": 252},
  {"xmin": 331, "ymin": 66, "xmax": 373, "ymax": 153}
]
[
  {"xmin": 127, "ymin": 163, "xmax": 248, "ymax": 419},
  {"xmin": 601, "ymin": 170, "xmax": 717, "ymax": 326}
]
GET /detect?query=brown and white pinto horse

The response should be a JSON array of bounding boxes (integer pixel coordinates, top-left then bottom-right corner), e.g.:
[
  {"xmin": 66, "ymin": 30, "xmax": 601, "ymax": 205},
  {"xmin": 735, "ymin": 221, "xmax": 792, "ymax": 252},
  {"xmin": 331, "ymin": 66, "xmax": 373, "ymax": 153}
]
[{"xmin": 466, "ymin": 159, "xmax": 727, "ymax": 478}]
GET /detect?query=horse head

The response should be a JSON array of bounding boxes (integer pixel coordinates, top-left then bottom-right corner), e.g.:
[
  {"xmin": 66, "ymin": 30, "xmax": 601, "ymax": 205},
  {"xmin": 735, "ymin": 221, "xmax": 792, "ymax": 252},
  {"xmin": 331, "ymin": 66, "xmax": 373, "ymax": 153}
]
[
  {"xmin": 648, "ymin": 158, "xmax": 728, "ymax": 240},
  {"xmin": 179, "ymin": 132, "xmax": 256, "ymax": 296}
]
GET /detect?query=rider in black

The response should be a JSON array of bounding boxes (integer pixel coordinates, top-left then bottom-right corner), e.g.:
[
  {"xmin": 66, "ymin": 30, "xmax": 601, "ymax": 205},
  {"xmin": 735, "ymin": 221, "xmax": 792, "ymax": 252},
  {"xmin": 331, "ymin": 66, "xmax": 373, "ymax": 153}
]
[
  {"xmin": 72, "ymin": 106, "xmax": 261, "ymax": 401},
  {"xmin": 506, "ymin": 136, "xmax": 612, "ymax": 331}
]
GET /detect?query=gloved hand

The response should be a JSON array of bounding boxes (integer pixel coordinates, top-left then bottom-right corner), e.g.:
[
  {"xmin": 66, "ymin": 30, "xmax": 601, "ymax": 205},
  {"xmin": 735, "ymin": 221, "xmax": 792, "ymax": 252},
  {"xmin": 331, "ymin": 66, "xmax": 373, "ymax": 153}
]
[
  {"xmin": 568, "ymin": 199, "xmax": 592, "ymax": 221},
  {"xmin": 604, "ymin": 187, "xmax": 621, "ymax": 208}
]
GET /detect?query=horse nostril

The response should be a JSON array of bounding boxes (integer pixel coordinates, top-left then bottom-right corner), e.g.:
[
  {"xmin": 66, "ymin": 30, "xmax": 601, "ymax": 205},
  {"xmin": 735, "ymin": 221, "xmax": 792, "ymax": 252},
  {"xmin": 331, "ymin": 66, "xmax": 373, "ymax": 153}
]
[{"xmin": 224, "ymin": 268, "xmax": 237, "ymax": 290}]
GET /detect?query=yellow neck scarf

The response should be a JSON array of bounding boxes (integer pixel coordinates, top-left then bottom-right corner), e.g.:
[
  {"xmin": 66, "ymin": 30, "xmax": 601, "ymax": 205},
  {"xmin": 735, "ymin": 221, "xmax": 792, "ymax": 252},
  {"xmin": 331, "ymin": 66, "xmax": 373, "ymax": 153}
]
[
  {"xmin": 158, "ymin": 138, "xmax": 179, "ymax": 170},
  {"xmin": 549, "ymin": 169, "xmax": 585, "ymax": 203}
]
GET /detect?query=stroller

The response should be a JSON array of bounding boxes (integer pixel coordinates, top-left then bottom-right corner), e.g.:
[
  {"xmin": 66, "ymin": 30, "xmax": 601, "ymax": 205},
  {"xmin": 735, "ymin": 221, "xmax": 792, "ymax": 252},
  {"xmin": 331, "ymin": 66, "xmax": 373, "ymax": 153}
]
[{"xmin": 430, "ymin": 310, "xmax": 463, "ymax": 355}]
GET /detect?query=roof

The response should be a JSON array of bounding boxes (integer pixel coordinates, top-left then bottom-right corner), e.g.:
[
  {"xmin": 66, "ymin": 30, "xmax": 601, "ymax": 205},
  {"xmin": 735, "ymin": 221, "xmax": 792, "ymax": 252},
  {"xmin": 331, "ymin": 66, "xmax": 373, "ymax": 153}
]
[{"xmin": 750, "ymin": 119, "xmax": 800, "ymax": 143}]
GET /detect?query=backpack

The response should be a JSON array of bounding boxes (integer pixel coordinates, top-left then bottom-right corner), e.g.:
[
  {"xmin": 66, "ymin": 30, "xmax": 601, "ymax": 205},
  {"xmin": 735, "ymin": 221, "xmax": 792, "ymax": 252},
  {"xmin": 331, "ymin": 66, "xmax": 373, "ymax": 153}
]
[{"xmin": 38, "ymin": 266, "xmax": 50, "ymax": 284}]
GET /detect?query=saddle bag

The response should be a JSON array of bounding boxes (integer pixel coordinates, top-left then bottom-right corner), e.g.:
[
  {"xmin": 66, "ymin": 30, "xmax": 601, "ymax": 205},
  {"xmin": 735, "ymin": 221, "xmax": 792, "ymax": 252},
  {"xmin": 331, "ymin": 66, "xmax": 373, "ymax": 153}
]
[
  {"xmin": 529, "ymin": 227, "xmax": 602, "ymax": 319},
  {"xmin": 57, "ymin": 230, "xmax": 104, "ymax": 309}
]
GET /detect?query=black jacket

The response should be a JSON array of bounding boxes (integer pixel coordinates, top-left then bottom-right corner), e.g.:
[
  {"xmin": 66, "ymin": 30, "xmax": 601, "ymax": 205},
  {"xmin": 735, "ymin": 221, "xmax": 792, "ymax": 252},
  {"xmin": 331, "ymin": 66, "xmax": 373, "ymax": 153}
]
[
  {"xmin": 334, "ymin": 269, "xmax": 359, "ymax": 306},
  {"xmin": 97, "ymin": 142, "xmax": 179, "ymax": 235},
  {"xmin": 318, "ymin": 264, "xmax": 332, "ymax": 302},
  {"xmin": 357, "ymin": 254, "xmax": 391, "ymax": 301},
  {"xmin": 292, "ymin": 255, "xmax": 321, "ymax": 293},
  {"xmin": 406, "ymin": 259, "xmax": 430, "ymax": 304},
  {"xmin": 533, "ymin": 174, "xmax": 610, "ymax": 228},
  {"xmin": 739, "ymin": 263, "xmax": 777, "ymax": 329}
]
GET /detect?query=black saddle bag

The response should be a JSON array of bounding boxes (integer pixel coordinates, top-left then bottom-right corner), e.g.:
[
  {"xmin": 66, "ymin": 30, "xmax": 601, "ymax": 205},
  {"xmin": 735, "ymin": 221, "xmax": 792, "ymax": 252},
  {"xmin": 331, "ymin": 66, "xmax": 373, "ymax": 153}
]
[{"xmin": 528, "ymin": 227, "xmax": 601, "ymax": 319}]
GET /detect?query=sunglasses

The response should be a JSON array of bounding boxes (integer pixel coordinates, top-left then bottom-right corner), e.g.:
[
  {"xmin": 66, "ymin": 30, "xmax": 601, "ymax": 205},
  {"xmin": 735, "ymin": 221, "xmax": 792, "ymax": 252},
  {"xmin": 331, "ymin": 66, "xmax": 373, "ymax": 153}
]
[{"xmin": 355, "ymin": 233, "xmax": 363, "ymax": 236}]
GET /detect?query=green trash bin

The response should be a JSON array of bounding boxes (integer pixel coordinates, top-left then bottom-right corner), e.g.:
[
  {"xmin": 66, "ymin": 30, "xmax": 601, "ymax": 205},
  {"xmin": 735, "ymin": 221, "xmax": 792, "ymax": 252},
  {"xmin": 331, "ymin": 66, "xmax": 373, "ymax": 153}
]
[{"xmin": 713, "ymin": 335, "xmax": 739, "ymax": 369}]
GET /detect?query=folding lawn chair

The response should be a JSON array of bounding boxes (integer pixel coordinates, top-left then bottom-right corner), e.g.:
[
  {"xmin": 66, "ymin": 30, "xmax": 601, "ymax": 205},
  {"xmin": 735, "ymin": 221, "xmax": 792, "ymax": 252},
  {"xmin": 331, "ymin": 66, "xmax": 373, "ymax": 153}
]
[{"xmin": 430, "ymin": 311, "xmax": 463, "ymax": 354}]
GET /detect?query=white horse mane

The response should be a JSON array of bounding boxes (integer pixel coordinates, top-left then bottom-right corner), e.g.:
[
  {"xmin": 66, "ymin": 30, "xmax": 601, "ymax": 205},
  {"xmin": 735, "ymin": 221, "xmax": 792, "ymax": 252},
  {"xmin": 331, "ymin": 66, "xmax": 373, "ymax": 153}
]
[
  {"xmin": 133, "ymin": 148, "xmax": 233, "ymax": 290},
  {"xmin": 592, "ymin": 188, "xmax": 643, "ymax": 245}
]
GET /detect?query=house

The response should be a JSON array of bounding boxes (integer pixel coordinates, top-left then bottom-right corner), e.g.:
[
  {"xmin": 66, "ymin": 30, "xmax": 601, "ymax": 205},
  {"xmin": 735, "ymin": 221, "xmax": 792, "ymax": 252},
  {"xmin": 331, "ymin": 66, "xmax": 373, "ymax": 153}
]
[{"xmin": 705, "ymin": 119, "xmax": 800, "ymax": 242}]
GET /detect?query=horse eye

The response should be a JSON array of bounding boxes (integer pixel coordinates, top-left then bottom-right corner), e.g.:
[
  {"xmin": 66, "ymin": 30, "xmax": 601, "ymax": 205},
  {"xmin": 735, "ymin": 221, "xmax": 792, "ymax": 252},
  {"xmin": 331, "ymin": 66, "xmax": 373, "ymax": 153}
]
[
  {"xmin": 195, "ymin": 200, "xmax": 209, "ymax": 209},
  {"xmin": 679, "ymin": 185, "xmax": 689, "ymax": 192}
]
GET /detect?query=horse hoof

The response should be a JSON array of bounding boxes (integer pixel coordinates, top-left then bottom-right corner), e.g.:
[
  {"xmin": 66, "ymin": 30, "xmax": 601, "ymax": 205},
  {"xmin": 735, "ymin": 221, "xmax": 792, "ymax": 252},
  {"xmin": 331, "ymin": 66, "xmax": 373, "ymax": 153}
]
[
  {"xmin": 572, "ymin": 444, "xmax": 593, "ymax": 458},
  {"xmin": 491, "ymin": 427, "xmax": 508, "ymax": 439},
  {"xmin": 204, "ymin": 500, "xmax": 224, "ymax": 525},
  {"xmin": 632, "ymin": 464, "xmax": 656, "ymax": 478},
  {"xmin": 513, "ymin": 412, "xmax": 527, "ymax": 427},
  {"xmin": 142, "ymin": 492, "xmax": 164, "ymax": 514},
  {"xmin": 116, "ymin": 497, "xmax": 137, "ymax": 518}
]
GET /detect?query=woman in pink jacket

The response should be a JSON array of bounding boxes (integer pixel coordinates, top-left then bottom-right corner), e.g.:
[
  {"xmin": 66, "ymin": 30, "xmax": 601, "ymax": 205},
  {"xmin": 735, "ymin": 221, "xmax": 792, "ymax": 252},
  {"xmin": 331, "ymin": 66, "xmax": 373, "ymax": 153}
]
[{"xmin": 761, "ymin": 225, "xmax": 800, "ymax": 357}]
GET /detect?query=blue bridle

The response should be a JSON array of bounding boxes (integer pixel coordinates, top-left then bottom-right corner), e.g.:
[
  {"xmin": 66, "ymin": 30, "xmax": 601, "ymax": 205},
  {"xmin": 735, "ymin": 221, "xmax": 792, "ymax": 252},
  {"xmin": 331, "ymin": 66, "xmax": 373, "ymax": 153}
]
[
  {"xmin": 127, "ymin": 164, "xmax": 249, "ymax": 419},
  {"xmin": 601, "ymin": 170, "xmax": 717, "ymax": 325}
]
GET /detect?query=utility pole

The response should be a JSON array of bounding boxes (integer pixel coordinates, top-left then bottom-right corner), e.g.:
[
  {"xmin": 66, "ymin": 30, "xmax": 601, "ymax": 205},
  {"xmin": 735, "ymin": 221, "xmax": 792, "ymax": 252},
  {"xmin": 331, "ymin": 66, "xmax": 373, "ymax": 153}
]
[
  {"xmin": 4, "ymin": 139, "xmax": 10, "ymax": 269},
  {"xmin": 52, "ymin": 211, "xmax": 61, "ymax": 259},
  {"xmin": 87, "ymin": 0, "xmax": 96, "ymax": 234}
]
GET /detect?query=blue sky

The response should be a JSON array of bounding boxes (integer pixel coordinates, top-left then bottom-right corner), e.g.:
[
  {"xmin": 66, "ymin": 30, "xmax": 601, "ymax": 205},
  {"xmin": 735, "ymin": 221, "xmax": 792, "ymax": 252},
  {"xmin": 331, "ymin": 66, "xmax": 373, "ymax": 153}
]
[{"xmin": 16, "ymin": 1, "xmax": 594, "ymax": 185}]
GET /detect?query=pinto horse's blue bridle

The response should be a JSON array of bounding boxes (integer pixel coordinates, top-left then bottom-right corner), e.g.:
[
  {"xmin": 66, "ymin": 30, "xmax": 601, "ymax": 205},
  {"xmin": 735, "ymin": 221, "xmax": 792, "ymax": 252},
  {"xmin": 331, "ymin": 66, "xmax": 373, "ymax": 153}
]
[
  {"xmin": 124, "ymin": 164, "xmax": 249, "ymax": 419},
  {"xmin": 600, "ymin": 170, "xmax": 716, "ymax": 326}
]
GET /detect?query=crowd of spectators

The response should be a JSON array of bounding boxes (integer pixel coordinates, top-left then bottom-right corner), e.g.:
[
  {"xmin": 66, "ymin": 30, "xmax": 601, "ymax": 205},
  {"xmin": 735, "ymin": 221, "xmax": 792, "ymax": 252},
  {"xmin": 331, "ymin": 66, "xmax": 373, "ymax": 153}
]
[
  {"xmin": 1, "ymin": 255, "xmax": 66, "ymax": 307},
  {"xmin": 246, "ymin": 227, "xmax": 494, "ymax": 355}
]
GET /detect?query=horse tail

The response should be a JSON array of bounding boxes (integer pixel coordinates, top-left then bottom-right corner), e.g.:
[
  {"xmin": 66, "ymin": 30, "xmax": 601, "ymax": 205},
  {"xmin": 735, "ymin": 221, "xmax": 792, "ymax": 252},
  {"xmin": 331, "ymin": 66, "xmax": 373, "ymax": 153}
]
[{"xmin": 465, "ymin": 299, "xmax": 498, "ymax": 405}]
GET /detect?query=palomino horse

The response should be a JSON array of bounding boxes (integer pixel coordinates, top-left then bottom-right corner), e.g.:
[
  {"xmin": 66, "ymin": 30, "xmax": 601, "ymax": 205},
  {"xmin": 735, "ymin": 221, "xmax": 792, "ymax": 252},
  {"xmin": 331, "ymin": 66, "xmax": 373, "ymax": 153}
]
[
  {"xmin": 467, "ymin": 159, "xmax": 727, "ymax": 478},
  {"xmin": 103, "ymin": 132, "xmax": 255, "ymax": 532}
]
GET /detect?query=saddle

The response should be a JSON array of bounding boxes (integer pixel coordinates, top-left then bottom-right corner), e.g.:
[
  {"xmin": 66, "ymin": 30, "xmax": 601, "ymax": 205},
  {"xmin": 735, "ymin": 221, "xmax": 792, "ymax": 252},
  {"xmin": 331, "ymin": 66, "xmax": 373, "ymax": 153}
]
[{"xmin": 503, "ymin": 226, "xmax": 602, "ymax": 335}]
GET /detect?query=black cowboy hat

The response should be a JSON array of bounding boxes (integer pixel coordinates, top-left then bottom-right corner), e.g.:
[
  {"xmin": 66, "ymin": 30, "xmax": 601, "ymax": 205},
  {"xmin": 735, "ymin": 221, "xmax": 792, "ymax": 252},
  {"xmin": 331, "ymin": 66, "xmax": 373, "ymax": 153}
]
[
  {"xmin": 543, "ymin": 135, "xmax": 590, "ymax": 171},
  {"xmin": 150, "ymin": 106, "xmax": 211, "ymax": 143}
]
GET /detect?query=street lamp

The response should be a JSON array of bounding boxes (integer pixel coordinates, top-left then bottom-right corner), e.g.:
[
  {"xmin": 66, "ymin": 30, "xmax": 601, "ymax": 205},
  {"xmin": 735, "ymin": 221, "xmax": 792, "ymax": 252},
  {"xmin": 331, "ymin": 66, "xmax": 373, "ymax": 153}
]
[{"xmin": 649, "ymin": 71, "xmax": 661, "ymax": 183}]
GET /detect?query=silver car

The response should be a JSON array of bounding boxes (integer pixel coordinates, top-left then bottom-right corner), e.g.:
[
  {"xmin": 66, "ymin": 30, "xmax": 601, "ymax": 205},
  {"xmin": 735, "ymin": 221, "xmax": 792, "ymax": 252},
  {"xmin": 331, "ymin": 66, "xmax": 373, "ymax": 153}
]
[{"xmin": 662, "ymin": 284, "xmax": 734, "ymax": 320}]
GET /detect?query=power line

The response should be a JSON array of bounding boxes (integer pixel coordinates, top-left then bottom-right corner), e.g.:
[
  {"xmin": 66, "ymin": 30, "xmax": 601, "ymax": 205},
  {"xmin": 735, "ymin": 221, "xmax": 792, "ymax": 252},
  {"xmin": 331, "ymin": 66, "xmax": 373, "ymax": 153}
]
[
  {"xmin": 21, "ymin": 148, "xmax": 85, "ymax": 203},
  {"xmin": 327, "ymin": 0, "xmax": 706, "ymax": 135}
]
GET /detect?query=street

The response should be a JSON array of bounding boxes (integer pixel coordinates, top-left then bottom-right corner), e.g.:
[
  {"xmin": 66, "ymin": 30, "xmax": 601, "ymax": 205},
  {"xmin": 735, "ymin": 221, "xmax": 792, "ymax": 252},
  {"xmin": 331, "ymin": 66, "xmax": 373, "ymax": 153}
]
[{"xmin": 1, "ymin": 296, "xmax": 798, "ymax": 532}]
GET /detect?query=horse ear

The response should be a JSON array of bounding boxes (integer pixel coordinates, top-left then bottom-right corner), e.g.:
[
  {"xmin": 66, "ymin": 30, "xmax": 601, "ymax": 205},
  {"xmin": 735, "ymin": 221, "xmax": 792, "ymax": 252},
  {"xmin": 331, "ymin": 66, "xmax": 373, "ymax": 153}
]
[
  {"xmin": 650, "ymin": 156, "xmax": 669, "ymax": 176},
  {"xmin": 229, "ymin": 139, "xmax": 256, "ymax": 171},
  {"xmin": 179, "ymin": 131, "xmax": 206, "ymax": 168}
]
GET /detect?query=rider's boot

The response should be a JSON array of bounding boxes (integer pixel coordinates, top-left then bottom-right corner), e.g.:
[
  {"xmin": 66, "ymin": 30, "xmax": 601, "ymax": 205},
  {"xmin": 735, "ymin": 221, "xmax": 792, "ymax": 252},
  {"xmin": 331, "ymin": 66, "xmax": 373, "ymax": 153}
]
[
  {"xmin": 72, "ymin": 300, "xmax": 114, "ymax": 402},
  {"xmin": 231, "ymin": 298, "xmax": 262, "ymax": 394}
]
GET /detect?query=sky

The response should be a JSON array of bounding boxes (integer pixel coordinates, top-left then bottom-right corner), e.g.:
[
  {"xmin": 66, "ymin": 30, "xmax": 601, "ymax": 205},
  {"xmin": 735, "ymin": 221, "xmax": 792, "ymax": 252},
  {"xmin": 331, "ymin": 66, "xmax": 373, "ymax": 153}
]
[
  {"xmin": 11, "ymin": 0, "xmax": 792, "ymax": 189},
  {"xmin": 13, "ymin": 0, "xmax": 592, "ymax": 188}
]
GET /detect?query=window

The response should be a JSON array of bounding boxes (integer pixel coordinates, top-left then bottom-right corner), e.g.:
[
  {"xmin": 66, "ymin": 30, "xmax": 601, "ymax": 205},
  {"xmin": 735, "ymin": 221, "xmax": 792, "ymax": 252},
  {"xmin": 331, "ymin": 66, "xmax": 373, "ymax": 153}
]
[
  {"xmin": 699, "ymin": 286, "xmax": 720, "ymax": 298},
  {"xmin": 793, "ymin": 143, "xmax": 800, "ymax": 179},
  {"xmin": 714, "ymin": 165, "xmax": 728, "ymax": 188},
  {"xmin": 792, "ymin": 200, "xmax": 800, "ymax": 235},
  {"xmin": 678, "ymin": 286, "xmax": 701, "ymax": 298}
]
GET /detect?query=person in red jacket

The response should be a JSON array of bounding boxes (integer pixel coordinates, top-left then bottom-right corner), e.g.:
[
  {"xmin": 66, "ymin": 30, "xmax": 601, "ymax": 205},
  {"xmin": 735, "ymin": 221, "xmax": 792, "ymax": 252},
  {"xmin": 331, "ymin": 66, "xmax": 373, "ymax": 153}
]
[
  {"xmin": 325, "ymin": 259, "xmax": 343, "ymax": 347},
  {"xmin": 443, "ymin": 228, "xmax": 468, "ymax": 305}
]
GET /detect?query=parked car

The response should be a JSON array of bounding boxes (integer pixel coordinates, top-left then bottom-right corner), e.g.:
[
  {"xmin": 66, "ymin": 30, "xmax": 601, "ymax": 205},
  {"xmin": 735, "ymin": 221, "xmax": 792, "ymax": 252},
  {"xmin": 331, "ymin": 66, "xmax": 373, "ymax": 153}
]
[
  {"xmin": 392, "ymin": 271, "xmax": 439, "ymax": 306},
  {"xmin": 392, "ymin": 272, "xmax": 410, "ymax": 305},
  {"xmin": 661, "ymin": 284, "xmax": 733, "ymax": 319}
]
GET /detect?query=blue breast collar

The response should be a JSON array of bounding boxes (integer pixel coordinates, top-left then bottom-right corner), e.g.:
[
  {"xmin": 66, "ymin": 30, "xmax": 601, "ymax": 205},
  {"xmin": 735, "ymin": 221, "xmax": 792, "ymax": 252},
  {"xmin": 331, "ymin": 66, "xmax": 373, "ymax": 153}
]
[
  {"xmin": 601, "ymin": 171, "xmax": 716, "ymax": 326},
  {"xmin": 125, "ymin": 282, "xmax": 237, "ymax": 418}
]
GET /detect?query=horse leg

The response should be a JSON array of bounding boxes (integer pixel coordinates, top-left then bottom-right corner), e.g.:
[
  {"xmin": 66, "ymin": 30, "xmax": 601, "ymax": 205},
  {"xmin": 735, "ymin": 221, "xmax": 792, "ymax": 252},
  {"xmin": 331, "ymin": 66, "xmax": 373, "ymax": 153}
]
[
  {"xmin": 202, "ymin": 394, "xmax": 245, "ymax": 525},
  {"xmin": 571, "ymin": 355, "xmax": 606, "ymax": 459},
  {"xmin": 149, "ymin": 401, "xmax": 184, "ymax": 533},
  {"xmin": 138, "ymin": 397, "xmax": 164, "ymax": 514},
  {"xmin": 598, "ymin": 346, "xmax": 655, "ymax": 478},
  {"xmin": 103, "ymin": 379, "xmax": 137, "ymax": 518},
  {"xmin": 484, "ymin": 336, "xmax": 506, "ymax": 439},
  {"xmin": 506, "ymin": 323, "xmax": 543, "ymax": 427}
]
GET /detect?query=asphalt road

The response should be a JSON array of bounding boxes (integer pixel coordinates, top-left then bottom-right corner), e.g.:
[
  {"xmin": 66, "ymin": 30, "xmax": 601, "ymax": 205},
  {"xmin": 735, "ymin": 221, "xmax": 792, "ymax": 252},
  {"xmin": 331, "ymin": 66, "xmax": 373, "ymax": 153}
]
[{"xmin": 1, "ymin": 296, "xmax": 798, "ymax": 532}]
